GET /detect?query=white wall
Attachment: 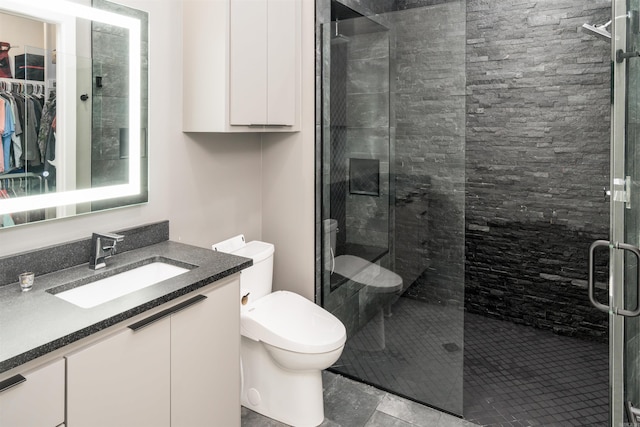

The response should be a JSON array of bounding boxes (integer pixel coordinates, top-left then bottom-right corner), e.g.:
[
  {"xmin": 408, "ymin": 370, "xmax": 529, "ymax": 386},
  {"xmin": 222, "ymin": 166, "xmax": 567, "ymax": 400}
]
[
  {"xmin": 0, "ymin": 0, "xmax": 315, "ymax": 301},
  {"xmin": 171, "ymin": 132, "xmax": 262, "ymax": 247},
  {"xmin": 0, "ymin": 0, "xmax": 260, "ymax": 257},
  {"xmin": 261, "ymin": 0, "xmax": 315, "ymax": 300},
  {"xmin": 0, "ymin": 13, "xmax": 45, "ymax": 76}
]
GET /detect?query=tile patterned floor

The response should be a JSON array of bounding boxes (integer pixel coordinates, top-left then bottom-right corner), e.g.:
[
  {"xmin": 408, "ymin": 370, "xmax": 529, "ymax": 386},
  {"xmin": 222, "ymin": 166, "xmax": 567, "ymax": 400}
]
[
  {"xmin": 330, "ymin": 297, "xmax": 609, "ymax": 427},
  {"xmin": 463, "ymin": 312, "xmax": 608, "ymax": 427},
  {"xmin": 333, "ymin": 298, "xmax": 464, "ymax": 414},
  {"xmin": 241, "ymin": 371, "xmax": 478, "ymax": 427}
]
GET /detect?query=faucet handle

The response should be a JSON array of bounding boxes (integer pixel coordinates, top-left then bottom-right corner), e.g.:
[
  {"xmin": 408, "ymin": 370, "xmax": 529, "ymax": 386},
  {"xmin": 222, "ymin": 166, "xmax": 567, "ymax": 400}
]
[
  {"xmin": 89, "ymin": 232, "xmax": 124, "ymax": 270},
  {"xmin": 102, "ymin": 233, "xmax": 124, "ymax": 255},
  {"xmin": 95, "ymin": 232, "xmax": 125, "ymax": 242}
]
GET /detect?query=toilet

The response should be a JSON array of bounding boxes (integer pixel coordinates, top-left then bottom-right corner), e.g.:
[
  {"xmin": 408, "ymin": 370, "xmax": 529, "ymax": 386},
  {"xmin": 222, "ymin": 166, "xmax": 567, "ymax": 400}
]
[
  {"xmin": 212, "ymin": 235, "xmax": 346, "ymax": 427},
  {"xmin": 324, "ymin": 219, "xmax": 403, "ymax": 294},
  {"xmin": 323, "ymin": 219, "xmax": 402, "ymax": 350}
]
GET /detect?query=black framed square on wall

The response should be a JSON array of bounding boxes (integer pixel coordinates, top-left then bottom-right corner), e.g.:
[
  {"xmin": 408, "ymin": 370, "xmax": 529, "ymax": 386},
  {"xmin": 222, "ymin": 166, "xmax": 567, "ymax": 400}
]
[{"xmin": 349, "ymin": 158, "xmax": 380, "ymax": 196}]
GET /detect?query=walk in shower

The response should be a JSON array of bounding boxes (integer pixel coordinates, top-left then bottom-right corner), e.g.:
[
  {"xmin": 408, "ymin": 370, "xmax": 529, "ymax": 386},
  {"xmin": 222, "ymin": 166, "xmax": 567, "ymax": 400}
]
[{"xmin": 317, "ymin": 0, "xmax": 619, "ymax": 425}]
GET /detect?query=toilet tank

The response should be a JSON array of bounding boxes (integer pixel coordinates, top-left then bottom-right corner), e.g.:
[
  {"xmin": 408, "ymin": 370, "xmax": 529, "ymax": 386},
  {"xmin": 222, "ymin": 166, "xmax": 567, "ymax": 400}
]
[
  {"xmin": 231, "ymin": 240, "xmax": 275, "ymax": 303},
  {"xmin": 323, "ymin": 219, "xmax": 337, "ymax": 271}
]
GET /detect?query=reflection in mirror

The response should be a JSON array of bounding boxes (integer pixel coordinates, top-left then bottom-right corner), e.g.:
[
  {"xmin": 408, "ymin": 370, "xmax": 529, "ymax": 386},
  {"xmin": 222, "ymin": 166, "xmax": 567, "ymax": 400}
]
[
  {"xmin": 0, "ymin": 13, "xmax": 57, "ymax": 226},
  {"xmin": 89, "ymin": 0, "xmax": 148, "ymax": 213},
  {"xmin": 0, "ymin": 0, "xmax": 148, "ymax": 229}
]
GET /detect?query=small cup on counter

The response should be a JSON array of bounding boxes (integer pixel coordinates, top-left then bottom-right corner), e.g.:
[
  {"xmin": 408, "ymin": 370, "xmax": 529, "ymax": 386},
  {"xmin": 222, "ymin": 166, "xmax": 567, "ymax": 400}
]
[{"xmin": 19, "ymin": 272, "xmax": 35, "ymax": 292}]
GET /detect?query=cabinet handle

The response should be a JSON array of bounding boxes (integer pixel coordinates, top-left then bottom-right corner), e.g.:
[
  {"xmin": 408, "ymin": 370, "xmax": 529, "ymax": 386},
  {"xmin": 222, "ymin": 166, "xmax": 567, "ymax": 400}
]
[
  {"xmin": 0, "ymin": 374, "xmax": 26, "ymax": 394},
  {"xmin": 128, "ymin": 295, "xmax": 207, "ymax": 331},
  {"xmin": 247, "ymin": 124, "xmax": 293, "ymax": 127}
]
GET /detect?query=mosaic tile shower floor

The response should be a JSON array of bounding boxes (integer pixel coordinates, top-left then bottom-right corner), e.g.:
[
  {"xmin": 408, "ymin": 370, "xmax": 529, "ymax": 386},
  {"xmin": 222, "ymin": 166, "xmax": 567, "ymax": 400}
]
[{"xmin": 332, "ymin": 297, "xmax": 609, "ymax": 427}]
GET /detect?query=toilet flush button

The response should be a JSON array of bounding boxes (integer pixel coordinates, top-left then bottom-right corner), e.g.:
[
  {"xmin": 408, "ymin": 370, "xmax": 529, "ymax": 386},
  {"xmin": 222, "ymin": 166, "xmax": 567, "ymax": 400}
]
[{"xmin": 247, "ymin": 388, "xmax": 261, "ymax": 406}]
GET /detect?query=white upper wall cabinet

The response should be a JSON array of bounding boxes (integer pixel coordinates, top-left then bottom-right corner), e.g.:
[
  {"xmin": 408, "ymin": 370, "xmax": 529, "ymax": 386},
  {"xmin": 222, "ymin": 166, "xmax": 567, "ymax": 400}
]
[{"xmin": 183, "ymin": 0, "xmax": 301, "ymax": 133}]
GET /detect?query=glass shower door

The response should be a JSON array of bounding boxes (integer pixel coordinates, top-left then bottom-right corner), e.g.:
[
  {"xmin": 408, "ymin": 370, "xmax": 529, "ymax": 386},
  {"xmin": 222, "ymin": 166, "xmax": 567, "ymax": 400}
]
[
  {"xmin": 321, "ymin": 0, "xmax": 467, "ymax": 416},
  {"xmin": 621, "ymin": 0, "xmax": 640, "ymax": 421},
  {"xmin": 605, "ymin": 0, "xmax": 640, "ymax": 424}
]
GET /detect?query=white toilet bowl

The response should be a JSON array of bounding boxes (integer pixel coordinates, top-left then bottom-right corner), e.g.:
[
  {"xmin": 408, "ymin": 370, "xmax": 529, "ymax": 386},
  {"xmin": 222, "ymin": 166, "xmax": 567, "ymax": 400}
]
[
  {"xmin": 213, "ymin": 235, "xmax": 346, "ymax": 427},
  {"xmin": 240, "ymin": 291, "xmax": 345, "ymax": 426}
]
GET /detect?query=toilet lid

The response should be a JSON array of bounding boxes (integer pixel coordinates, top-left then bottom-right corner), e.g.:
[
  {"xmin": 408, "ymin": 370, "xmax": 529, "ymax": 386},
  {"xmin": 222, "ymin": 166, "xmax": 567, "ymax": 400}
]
[
  {"xmin": 241, "ymin": 291, "xmax": 346, "ymax": 354},
  {"xmin": 334, "ymin": 255, "xmax": 403, "ymax": 293}
]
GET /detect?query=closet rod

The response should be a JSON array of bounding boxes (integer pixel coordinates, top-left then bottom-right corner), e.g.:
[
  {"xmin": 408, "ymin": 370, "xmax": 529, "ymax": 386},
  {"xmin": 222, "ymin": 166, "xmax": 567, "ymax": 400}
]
[{"xmin": 0, "ymin": 77, "xmax": 46, "ymax": 87}]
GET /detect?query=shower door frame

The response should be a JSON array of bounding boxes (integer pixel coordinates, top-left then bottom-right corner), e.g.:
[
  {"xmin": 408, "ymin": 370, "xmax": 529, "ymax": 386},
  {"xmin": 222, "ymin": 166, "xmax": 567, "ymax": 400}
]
[{"xmin": 609, "ymin": 0, "xmax": 640, "ymax": 424}]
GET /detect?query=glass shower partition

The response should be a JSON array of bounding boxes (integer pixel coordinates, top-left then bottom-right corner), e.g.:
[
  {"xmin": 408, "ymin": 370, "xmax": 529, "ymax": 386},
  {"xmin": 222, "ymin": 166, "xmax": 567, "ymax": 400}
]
[
  {"xmin": 321, "ymin": 1, "xmax": 466, "ymax": 416},
  {"xmin": 618, "ymin": 0, "xmax": 640, "ymax": 422}
]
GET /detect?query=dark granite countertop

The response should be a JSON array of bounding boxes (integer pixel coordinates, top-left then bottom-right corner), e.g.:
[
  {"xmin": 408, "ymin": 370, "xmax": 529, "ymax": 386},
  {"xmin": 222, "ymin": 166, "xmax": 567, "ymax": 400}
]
[{"xmin": 0, "ymin": 240, "xmax": 251, "ymax": 374}]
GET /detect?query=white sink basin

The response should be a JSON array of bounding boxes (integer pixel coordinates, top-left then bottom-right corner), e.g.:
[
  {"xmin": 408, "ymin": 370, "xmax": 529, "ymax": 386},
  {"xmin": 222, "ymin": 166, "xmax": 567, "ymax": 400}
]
[{"xmin": 54, "ymin": 262, "xmax": 190, "ymax": 308}]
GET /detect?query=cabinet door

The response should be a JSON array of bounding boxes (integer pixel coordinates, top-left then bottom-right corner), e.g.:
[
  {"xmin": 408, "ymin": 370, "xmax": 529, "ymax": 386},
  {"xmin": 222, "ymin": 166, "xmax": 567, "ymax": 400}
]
[
  {"xmin": 171, "ymin": 280, "xmax": 241, "ymax": 427},
  {"xmin": 66, "ymin": 317, "xmax": 171, "ymax": 427},
  {"xmin": 0, "ymin": 359, "xmax": 65, "ymax": 427},
  {"xmin": 230, "ymin": 0, "xmax": 268, "ymax": 125},
  {"xmin": 267, "ymin": 0, "xmax": 297, "ymax": 126}
]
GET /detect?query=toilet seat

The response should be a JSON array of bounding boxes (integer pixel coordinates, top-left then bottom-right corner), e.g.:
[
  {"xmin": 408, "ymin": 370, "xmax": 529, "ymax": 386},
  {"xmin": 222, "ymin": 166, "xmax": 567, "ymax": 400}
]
[
  {"xmin": 334, "ymin": 255, "xmax": 403, "ymax": 293},
  {"xmin": 241, "ymin": 291, "xmax": 346, "ymax": 354}
]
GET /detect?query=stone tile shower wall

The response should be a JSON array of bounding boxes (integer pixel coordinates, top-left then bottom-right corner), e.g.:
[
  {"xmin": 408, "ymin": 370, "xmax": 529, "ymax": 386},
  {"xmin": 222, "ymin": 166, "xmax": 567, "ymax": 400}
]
[
  {"xmin": 464, "ymin": 0, "xmax": 611, "ymax": 341},
  {"xmin": 344, "ymin": 28, "xmax": 391, "ymax": 249},
  {"xmin": 392, "ymin": 1, "xmax": 467, "ymax": 306},
  {"xmin": 329, "ymin": 40, "xmax": 349, "ymax": 253},
  {"xmin": 318, "ymin": 0, "xmax": 612, "ymax": 343},
  {"xmin": 322, "ymin": 12, "xmax": 395, "ymax": 340},
  {"xmin": 328, "ymin": 18, "xmax": 390, "ymax": 254}
]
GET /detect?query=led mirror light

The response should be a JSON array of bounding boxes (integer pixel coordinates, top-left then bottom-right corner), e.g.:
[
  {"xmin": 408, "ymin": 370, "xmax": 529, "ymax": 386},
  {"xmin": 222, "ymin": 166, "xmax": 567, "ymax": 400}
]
[{"xmin": 0, "ymin": 0, "xmax": 141, "ymax": 216}]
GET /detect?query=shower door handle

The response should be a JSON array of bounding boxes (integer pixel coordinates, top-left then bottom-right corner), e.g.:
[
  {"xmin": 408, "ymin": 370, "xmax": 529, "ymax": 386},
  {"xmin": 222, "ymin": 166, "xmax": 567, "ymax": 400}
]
[
  {"xmin": 588, "ymin": 240, "xmax": 611, "ymax": 313},
  {"xmin": 588, "ymin": 240, "xmax": 640, "ymax": 317},
  {"xmin": 617, "ymin": 49, "xmax": 640, "ymax": 63}
]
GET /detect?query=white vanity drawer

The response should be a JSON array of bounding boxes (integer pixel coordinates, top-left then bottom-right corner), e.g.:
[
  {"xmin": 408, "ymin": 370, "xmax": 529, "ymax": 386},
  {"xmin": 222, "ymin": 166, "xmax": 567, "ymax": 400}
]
[{"xmin": 0, "ymin": 358, "xmax": 65, "ymax": 427}]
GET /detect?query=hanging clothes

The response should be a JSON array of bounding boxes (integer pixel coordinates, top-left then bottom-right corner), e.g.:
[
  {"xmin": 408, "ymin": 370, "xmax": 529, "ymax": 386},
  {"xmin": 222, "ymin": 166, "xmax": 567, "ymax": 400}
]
[
  {"xmin": 37, "ymin": 92, "xmax": 55, "ymax": 166},
  {"xmin": 25, "ymin": 94, "xmax": 41, "ymax": 166},
  {"xmin": 43, "ymin": 114, "xmax": 56, "ymax": 183},
  {"xmin": 13, "ymin": 92, "xmax": 41, "ymax": 166},
  {"xmin": 3, "ymin": 97, "xmax": 14, "ymax": 172},
  {"xmin": 0, "ymin": 98, "xmax": 4, "ymax": 173},
  {"xmin": 0, "ymin": 80, "xmax": 53, "ymax": 200},
  {"xmin": 0, "ymin": 187, "xmax": 15, "ymax": 227},
  {"xmin": 10, "ymin": 94, "xmax": 22, "ymax": 168},
  {"xmin": 0, "ymin": 79, "xmax": 53, "ymax": 228}
]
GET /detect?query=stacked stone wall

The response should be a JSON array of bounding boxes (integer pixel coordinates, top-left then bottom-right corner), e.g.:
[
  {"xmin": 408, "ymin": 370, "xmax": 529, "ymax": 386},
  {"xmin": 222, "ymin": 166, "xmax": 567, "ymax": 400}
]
[{"xmin": 464, "ymin": 0, "xmax": 611, "ymax": 340}]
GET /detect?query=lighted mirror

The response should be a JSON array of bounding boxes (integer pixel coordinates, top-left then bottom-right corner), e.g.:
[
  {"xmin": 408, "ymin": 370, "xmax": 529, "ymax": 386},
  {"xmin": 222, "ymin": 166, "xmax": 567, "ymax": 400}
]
[{"xmin": 0, "ymin": 0, "xmax": 148, "ymax": 229}]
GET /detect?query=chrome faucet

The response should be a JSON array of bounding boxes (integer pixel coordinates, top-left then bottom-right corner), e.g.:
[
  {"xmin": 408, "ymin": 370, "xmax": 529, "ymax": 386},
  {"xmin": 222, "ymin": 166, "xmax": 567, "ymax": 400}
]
[{"xmin": 89, "ymin": 232, "xmax": 125, "ymax": 270}]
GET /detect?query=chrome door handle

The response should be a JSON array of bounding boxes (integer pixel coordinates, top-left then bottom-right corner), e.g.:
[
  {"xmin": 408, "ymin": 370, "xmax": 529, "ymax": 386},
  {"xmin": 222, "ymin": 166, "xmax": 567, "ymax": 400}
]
[
  {"xmin": 589, "ymin": 240, "xmax": 640, "ymax": 317},
  {"xmin": 617, "ymin": 49, "xmax": 640, "ymax": 63}
]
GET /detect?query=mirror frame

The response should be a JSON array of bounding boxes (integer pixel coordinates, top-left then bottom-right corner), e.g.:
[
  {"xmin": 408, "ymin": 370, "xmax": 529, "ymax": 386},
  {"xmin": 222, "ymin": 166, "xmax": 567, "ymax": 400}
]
[{"xmin": 0, "ymin": 0, "xmax": 141, "ymax": 216}]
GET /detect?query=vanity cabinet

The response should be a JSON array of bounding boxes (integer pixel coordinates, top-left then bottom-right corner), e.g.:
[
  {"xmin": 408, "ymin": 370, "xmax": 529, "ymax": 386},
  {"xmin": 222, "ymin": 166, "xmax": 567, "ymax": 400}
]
[
  {"xmin": 183, "ymin": 0, "xmax": 300, "ymax": 132},
  {"xmin": 171, "ymin": 279, "xmax": 240, "ymax": 426},
  {"xmin": 0, "ymin": 359, "xmax": 65, "ymax": 427},
  {"xmin": 66, "ymin": 316, "xmax": 171, "ymax": 427},
  {"xmin": 66, "ymin": 276, "xmax": 240, "ymax": 427}
]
